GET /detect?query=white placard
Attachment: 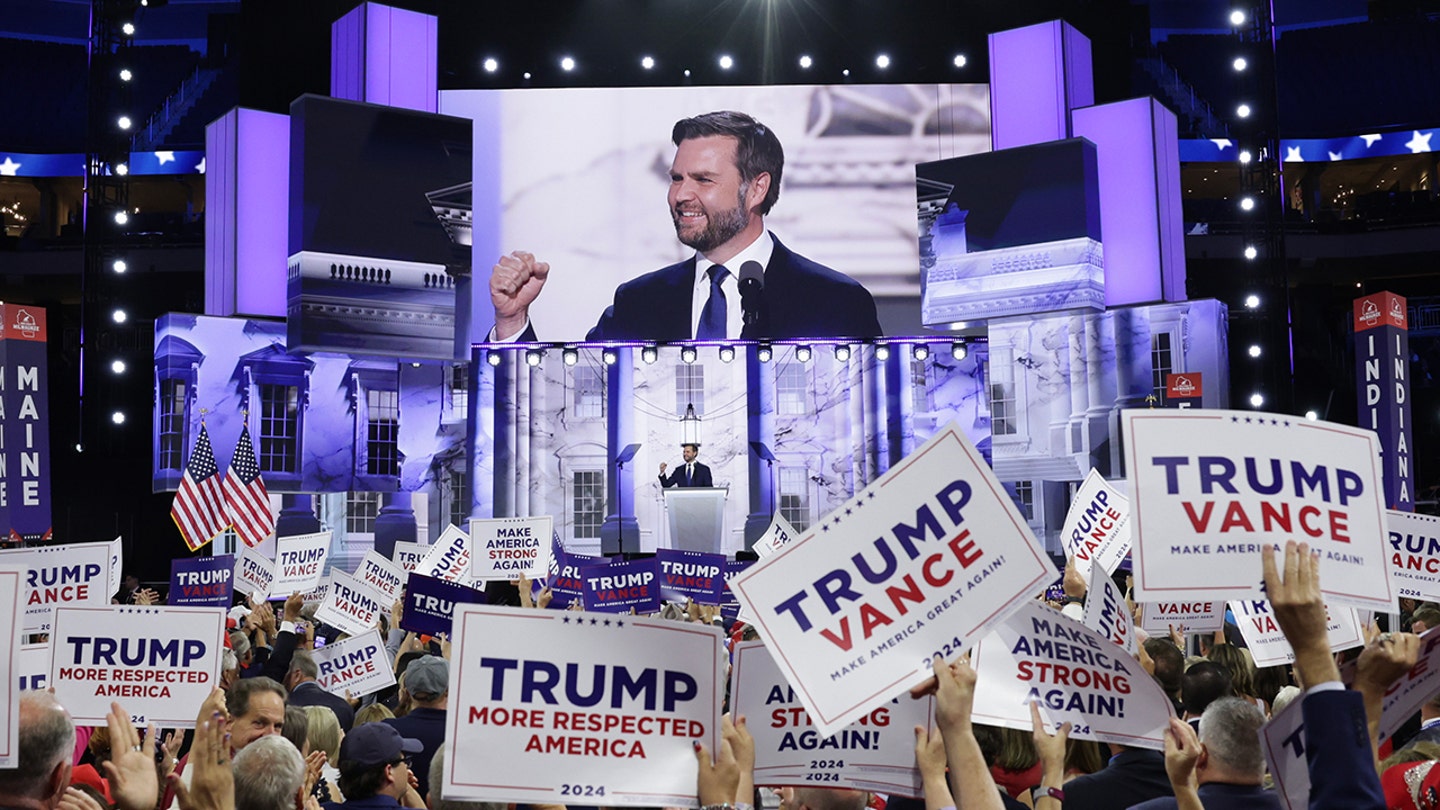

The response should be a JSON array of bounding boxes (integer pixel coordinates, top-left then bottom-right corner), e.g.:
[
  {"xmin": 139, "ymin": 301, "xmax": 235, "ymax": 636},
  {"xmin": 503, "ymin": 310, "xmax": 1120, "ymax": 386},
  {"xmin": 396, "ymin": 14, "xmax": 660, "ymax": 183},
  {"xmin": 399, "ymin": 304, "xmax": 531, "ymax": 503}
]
[
  {"xmin": 106, "ymin": 536, "xmax": 123, "ymax": 601},
  {"xmin": 970, "ymin": 603, "xmax": 1175, "ymax": 750},
  {"xmin": 1229, "ymin": 598, "xmax": 1364, "ymax": 667},
  {"xmin": 18, "ymin": 641, "xmax": 49, "ymax": 691},
  {"xmin": 1125, "ymin": 409, "xmax": 1393, "ymax": 610},
  {"xmin": 233, "ymin": 544, "xmax": 275, "ymax": 599},
  {"xmin": 315, "ymin": 569, "xmax": 385, "ymax": 638},
  {"xmin": 417, "ymin": 524, "xmax": 471, "ymax": 583},
  {"xmin": 1137, "ymin": 600, "xmax": 1226, "ymax": 636},
  {"xmin": 49, "ymin": 605, "xmax": 226, "ymax": 728},
  {"xmin": 355, "ymin": 551, "xmax": 405, "ymax": 604},
  {"xmin": 0, "ymin": 566, "xmax": 23, "ymax": 767},
  {"xmin": 0, "ymin": 542, "xmax": 114, "ymax": 634},
  {"xmin": 469, "ymin": 516, "xmax": 554, "ymax": 581},
  {"xmin": 312, "ymin": 629, "xmax": 395, "ymax": 698},
  {"xmin": 730, "ymin": 641, "xmax": 933, "ymax": 796},
  {"xmin": 392, "ymin": 541, "xmax": 430, "ymax": 574},
  {"xmin": 1260, "ymin": 694, "xmax": 1309, "ymax": 810},
  {"xmin": 1386, "ymin": 510, "xmax": 1440, "ymax": 603},
  {"xmin": 271, "ymin": 531, "xmax": 332, "ymax": 595},
  {"xmin": 1080, "ymin": 565, "xmax": 1137, "ymax": 656},
  {"xmin": 443, "ymin": 605, "xmax": 724, "ymax": 807},
  {"xmin": 1062, "ymin": 470, "xmax": 1132, "ymax": 578},
  {"xmin": 731, "ymin": 423, "xmax": 1056, "ymax": 738},
  {"xmin": 1376, "ymin": 628, "xmax": 1440, "ymax": 743},
  {"xmin": 299, "ymin": 576, "xmax": 330, "ymax": 606},
  {"xmin": 754, "ymin": 513, "xmax": 800, "ymax": 559}
]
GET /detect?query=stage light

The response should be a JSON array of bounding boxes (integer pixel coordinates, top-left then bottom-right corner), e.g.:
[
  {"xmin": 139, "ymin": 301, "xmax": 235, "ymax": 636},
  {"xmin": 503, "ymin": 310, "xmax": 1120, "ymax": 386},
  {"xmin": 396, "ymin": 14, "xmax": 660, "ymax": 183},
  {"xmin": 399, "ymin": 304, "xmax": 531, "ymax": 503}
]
[
  {"xmin": 1244, "ymin": 294, "xmax": 1260, "ymax": 309},
  {"xmin": 486, "ymin": 350, "xmax": 502, "ymax": 367},
  {"xmin": 523, "ymin": 72, "xmax": 532, "ymax": 80},
  {"xmin": 525, "ymin": 349, "xmax": 543, "ymax": 367},
  {"xmin": 798, "ymin": 54, "xmax": 812, "ymax": 69},
  {"xmin": 875, "ymin": 344, "xmax": 890, "ymax": 360},
  {"xmin": 1305, "ymin": 410, "xmax": 1318, "ymax": 421},
  {"xmin": 641, "ymin": 346, "xmax": 658, "ymax": 364},
  {"xmin": 683, "ymin": 69, "xmax": 691, "ymax": 77},
  {"xmin": 119, "ymin": 68, "xmax": 132, "ymax": 82},
  {"xmin": 1240, "ymin": 196, "xmax": 1255, "ymax": 211},
  {"xmin": 560, "ymin": 56, "xmax": 576, "ymax": 72},
  {"xmin": 114, "ymin": 211, "xmax": 128, "ymax": 225},
  {"xmin": 641, "ymin": 55, "xmax": 655, "ymax": 70},
  {"xmin": 111, "ymin": 411, "xmax": 126, "ymax": 425},
  {"xmin": 483, "ymin": 57, "xmax": 498, "ymax": 73},
  {"xmin": 114, "ymin": 162, "xmax": 128, "ymax": 176},
  {"xmin": 1249, "ymin": 392, "xmax": 1264, "ymax": 408},
  {"xmin": 718, "ymin": 346, "xmax": 735, "ymax": 363},
  {"xmin": 75, "ymin": 443, "xmax": 83, "ymax": 453},
  {"xmin": 795, "ymin": 345, "xmax": 812, "ymax": 363},
  {"xmin": 1239, "ymin": 150, "xmax": 1253, "ymax": 164},
  {"xmin": 1229, "ymin": 9, "xmax": 1246, "ymax": 26},
  {"xmin": 117, "ymin": 115, "xmax": 132, "ymax": 130},
  {"xmin": 841, "ymin": 69, "xmax": 850, "ymax": 77},
  {"xmin": 951, "ymin": 342, "xmax": 967, "ymax": 360},
  {"xmin": 1248, "ymin": 344, "xmax": 1262, "ymax": 358},
  {"xmin": 602, "ymin": 348, "xmax": 618, "ymax": 365},
  {"xmin": 757, "ymin": 345, "xmax": 773, "ymax": 363},
  {"xmin": 1244, "ymin": 245, "xmax": 1258, "ymax": 260},
  {"xmin": 718, "ymin": 54, "xmax": 733, "ymax": 70},
  {"xmin": 680, "ymin": 346, "xmax": 698, "ymax": 364},
  {"xmin": 875, "ymin": 54, "xmax": 890, "ymax": 69},
  {"xmin": 122, "ymin": 21, "xmax": 135, "ymax": 35},
  {"xmin": 834, "ymin": 344, "xmax": 851, "ymax": 362},
  {"xmin": 952, "ymin": 54, "xmax": 967, "ymax": 68},
  {"xmin": 1233, "ymin": 57, "xmax": 1248, "ymax": 72},
  {"xmin": 562, "ymin": 348, "xmax": 578, "ymax": 366},
  {"xmin": 912, "ymin": 344, "xmax": 929, "ymax": 361},
  {"xmin": 112, "ymin": 308, "xmax": 127, "ymax": 324},
  {"xmin": 1236, "ymin": 103, "xmax": 1251, "ymax": 119},
  {"xmin": 112, "ymin": 258, "xmax": 127, "ymax": 273},
  {"xmin": 111, "ymin": 359, "xmax": 126, "ymax": 374}
]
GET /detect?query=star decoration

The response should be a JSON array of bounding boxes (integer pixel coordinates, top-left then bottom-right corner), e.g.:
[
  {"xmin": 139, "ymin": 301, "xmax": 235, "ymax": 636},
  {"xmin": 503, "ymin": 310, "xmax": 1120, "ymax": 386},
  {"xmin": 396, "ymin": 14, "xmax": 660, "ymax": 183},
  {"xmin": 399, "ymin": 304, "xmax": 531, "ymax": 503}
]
[
  {"xmin": 1329, "ymin": 151, "xmax": 1343, "ymax": 161},
  {"xmin": 615, "ymin": 620, "xmax": 624, "ymax": 628},
  {"xmin": 1361, "ymin": 133, "xmax": 1383, "ymax": 147},
  {"xmin": 1282, "ymin": 421, "xmax": 1290, "ymax": 427},
  {"xmin": 561, "ymin": 616, "xmax": 571, "ymax": 624},
  {"xmin": 867, "ymin": 491, "xmax": 876, "ymax": 501},
  {"xmin": 0, "ymin": 157, "xmax": 20, "ymax": 176},
  {"xmin": 602, "ymin": 618, "xmax": 611, "ymax": 626},
  {"xmin": 590, "ymin": 617, "xmax": 599, "ymax": 625},
  {"xmin": 1406, "ymin": 130, "xmax": 1432, "ymax": 154},
  {"xmin": 854, "ymin": 498, "xmax": 865, "ymax": 509},
  {"xmin": 1244, "ymin": 417, "xmax": 1253, "ymax": 424},
  {"xmin": 155, "ymin": 151, "xmax": 175, "ymax": 165},
  {"xmin": 845, "ymin": 508, "xmax": 852, "ymax": 516},
  {"xmin": 1284, "ymin": 146, "xmax": 1304, "ymax": 163},
  {"xmin": 1209, "ymin": 139, "xmax": 1233, "ymax": 151},
  {"xmin": 821, "ymin": 524, "xmax": 830, "ymax": 532}
]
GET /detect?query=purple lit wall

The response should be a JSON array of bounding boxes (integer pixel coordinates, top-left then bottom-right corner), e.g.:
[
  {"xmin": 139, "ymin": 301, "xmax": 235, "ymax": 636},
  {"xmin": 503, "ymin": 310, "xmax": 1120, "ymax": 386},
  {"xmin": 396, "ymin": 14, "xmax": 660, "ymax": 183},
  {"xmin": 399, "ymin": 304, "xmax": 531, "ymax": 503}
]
[
  {"xmin": 988, "ymin": 21, "xmax": 1093, "ymax": 151},
  {"xmin": 1072, "ymin": 98, "xmax": 1188, "ymax": 305},
  {"xmin": 204, "ymin": 109, "xmax": 289, "ymax": 318},
  {"xmin": 331, "ymin": 3, "xmax": 438, "ymax": 114}
]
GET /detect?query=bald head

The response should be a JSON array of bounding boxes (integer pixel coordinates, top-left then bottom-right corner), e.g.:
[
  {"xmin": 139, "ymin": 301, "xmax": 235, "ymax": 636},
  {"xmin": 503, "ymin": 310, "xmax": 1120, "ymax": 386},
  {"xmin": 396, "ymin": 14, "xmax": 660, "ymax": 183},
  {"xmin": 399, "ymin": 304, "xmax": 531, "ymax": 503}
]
[{"xmin": 0, "ymin": 693, "xmax": 76, "ymax": 809}]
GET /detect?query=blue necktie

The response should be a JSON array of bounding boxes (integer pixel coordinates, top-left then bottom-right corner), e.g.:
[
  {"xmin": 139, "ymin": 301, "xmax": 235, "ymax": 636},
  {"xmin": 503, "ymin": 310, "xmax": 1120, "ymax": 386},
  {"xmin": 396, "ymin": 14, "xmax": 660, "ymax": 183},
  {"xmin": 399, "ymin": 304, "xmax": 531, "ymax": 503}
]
[{"xmin": 697, "ymin": 265, "xmax": 729, "ymax": 340}]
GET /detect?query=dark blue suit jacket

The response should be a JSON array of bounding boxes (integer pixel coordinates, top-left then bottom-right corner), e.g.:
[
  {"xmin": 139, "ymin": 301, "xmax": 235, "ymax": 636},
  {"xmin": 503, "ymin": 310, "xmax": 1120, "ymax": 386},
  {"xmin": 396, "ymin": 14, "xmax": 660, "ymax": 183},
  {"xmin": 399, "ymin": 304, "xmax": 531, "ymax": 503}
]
[
  {"xmin": 1065, "ymin": 749, "xmax": 1173, "ymax": 810},
  {"xmin": 1129, "ymin": 782, "xmax": 1281, "ymax": 810},
  {"xmin": 1301, "ymin": 688, "xmax": 1384, "ymax": 810},
  {"xmin": 659, "ymin": 461, "xmax": 712, "ymax": 488}
]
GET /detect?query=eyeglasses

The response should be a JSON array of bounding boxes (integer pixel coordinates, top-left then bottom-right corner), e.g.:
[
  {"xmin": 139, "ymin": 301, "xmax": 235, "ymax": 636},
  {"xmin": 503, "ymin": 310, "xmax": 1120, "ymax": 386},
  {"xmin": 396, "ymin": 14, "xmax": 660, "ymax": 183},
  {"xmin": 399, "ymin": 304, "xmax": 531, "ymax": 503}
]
[{"xmin": 390, "ymin": 756, "xmax": 414, "ymax": 768}]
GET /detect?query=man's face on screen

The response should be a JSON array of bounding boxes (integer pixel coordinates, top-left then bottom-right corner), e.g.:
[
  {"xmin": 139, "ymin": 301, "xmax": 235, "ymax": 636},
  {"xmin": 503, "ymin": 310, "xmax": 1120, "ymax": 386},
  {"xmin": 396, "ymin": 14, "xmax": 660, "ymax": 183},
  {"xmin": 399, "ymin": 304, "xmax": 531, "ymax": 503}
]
[{"xmin": 668, "ymin": 135, "xmax": 753, "ymax": 254}]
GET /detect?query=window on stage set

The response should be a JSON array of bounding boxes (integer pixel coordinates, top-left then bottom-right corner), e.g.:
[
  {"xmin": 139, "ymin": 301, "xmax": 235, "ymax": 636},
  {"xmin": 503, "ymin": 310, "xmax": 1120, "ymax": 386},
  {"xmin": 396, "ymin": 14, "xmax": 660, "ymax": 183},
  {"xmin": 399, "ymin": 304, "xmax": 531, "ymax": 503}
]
[
  {"xmin": 987, "ymin": 346, "xmax": 1018, "ymax": 436},
  {"xmin": 158, "ymin": 378, "xmax": 188, "ymax": 472},
  {"xmin": 346, "ymin": 491, "xmax": 380, "ymax": 535},
  {"xmin": 445, "ymin": 458, "xmax": 469, "ymax": 531},
  {"xmin": 1151, "ymin": 331, "xmax": 1174, "ymax": 404},
  {"xmin": 573, "ymin": 365, "xmax": 604, "ymax": 421},
  {"xmin": 776, "ymin": 360, "xmax": 809, "ymax": 416},
  {"xmin": 366, "ymin": 389, "xmax": 401, "ymax": 477},
  {"xmin": 1013, "ymin": 480, "xmax": 1035, "ymax": 521},
  {"xmin": 571, "ymin": 469, "xmax": 605, "ymax": 539},
  {"xmin": 778, "ymin": 466, "xmax": 811, "ymax": 530},
  {"xmin": 447, "ymin": 363, "xmax": 469, "ymax": 423},
  {"xmin": 675, "ymin": 363, "xmax": 704, "ymax": 416},
  {"xmin": 259, "ymin": 383, "xmax": 300, "ymax": 473},
  {"xmin": 910, "ymin": 357, "xmax": 933, "ymax": 412}
]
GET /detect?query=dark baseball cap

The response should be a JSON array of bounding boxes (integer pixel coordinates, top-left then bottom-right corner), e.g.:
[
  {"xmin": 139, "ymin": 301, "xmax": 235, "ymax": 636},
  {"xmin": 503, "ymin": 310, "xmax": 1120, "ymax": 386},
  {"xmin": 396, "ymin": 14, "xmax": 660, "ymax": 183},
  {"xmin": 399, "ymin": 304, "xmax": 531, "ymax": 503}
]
[{"xmin": 339, "ymin": 723, "xmax": 423, "ymax": 771}]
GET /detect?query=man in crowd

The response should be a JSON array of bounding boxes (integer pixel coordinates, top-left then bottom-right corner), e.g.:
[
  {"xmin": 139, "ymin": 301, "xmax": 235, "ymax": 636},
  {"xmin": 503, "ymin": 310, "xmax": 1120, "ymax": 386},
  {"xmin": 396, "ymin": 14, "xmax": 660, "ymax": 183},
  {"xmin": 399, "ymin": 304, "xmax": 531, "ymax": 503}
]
[
  {"xmin": 1143, "ymin": 637, "xmax": 1185, "ymax": 716},
  {"xmin": 1412, "ymin": 604, "xmax": 1440, "ymax": 634},
  {"xmin": 383, "ymin": 656, "xmax": 447, "ymax": 800},
  {"xmin": 1063, "ymin": 739, "xmax": 1173, "ymax": 810},
  {"xmin": 3, "ymin": 697, "xmax": 160, "ymax": 810},
  {"xmin": 331, "ymin": 723, "xmax": 425, "ymax": 810},
  {"xmin": 1180, "ymin": 661, "xmax": 1232, "ymax": 725},
  {"xmin": 229, "ymin": 679, "xmax": 289, "ymax": 754},
  {"xmin": 285, "ymin": 650, "xmax": 355, "ymax": 731},
  {"xmin": 1131, "ymin": 698, "xmax": 1279, "ymax": 810},
  {"xmin": 233, "ymin": 737, "xmax": 306, "ymax": 810}
]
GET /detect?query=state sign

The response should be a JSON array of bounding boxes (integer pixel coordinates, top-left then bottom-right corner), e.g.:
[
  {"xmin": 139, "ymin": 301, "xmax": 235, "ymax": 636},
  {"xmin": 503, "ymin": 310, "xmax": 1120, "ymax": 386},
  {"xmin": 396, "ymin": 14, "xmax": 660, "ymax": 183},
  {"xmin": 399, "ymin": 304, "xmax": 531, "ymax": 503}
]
[
  {"xmin": 1125, "ymin": 409, "xmax": 1393, "ymax": 610},
  {"xmin": 1062, "ymin": 470, "xmax": 1131, "ymax": 579},
  {"xmin": 730, "ymin": 423, "xmax": 1056, "ymax": 738},
  {"xmin": 443, "ymin": 605, "xmax": 724, "ymax": 807},
  {"xmin": 312, "ymin": 629, "xmax": 394, "ymax": 698},
  {"xmin": 470, "ymin": 516, "xmax": 553, "ymax": 582}
]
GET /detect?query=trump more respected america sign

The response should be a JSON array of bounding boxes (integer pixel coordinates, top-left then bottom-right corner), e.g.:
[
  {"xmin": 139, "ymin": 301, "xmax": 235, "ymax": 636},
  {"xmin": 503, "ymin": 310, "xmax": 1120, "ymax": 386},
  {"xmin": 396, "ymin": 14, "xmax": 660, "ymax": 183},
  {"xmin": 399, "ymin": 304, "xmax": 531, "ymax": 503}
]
[
  {"xmin": 1125, "ymin": 409, "xmax": 1393, "ymax": 611},
  {"xmin": 730, "ymin": 423, "xmax": 1056, "ymax": 738}
]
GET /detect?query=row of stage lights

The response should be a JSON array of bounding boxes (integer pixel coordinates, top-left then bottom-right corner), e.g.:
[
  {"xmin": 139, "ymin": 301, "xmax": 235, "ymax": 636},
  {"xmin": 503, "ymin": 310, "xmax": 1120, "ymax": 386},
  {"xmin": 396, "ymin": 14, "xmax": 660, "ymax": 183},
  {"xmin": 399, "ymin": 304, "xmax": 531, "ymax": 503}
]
[
  {"xmin": 479, "ymin": 52, "xmax": 969, "ymax": 80},
  {"xmin": 484, "ymin": 341, "xmax": 972, "ymax": 368}
]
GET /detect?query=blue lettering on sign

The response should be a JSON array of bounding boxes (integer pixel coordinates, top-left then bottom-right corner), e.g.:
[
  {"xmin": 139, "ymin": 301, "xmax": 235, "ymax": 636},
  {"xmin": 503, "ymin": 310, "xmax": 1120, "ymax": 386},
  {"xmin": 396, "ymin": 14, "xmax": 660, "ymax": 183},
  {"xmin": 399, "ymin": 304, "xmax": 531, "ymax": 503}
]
[
  {"xmin": 27, "ymin": 564, "xmax": 102, "ymax": 588},
  {"xmin": 67, "ymin": 637, "xmax": 207, "ymax": 667},
  {"xmin": 1149, "ymin": 457, "xmax": 1364, "ymax": 506},
  {"xmin": 477, "ymin": 658, "xmax": 697, "ymax": 712}
]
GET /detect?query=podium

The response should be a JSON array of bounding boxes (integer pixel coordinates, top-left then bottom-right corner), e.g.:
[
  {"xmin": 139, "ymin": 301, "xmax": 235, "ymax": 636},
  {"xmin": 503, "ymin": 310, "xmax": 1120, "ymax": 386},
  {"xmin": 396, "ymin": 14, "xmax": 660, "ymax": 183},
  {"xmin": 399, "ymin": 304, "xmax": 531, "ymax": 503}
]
[{"xmin": 663, "ymin": 487, "xmax": 727, "ymax": 553}]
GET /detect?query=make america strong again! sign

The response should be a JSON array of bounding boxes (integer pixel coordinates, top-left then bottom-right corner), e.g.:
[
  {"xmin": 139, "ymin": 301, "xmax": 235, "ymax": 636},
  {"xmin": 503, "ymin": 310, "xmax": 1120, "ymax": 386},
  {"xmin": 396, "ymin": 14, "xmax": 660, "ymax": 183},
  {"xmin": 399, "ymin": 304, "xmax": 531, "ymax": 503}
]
[{"xmin": 730, "ymin": 423, "xmax": 1055, "ymax": 738}]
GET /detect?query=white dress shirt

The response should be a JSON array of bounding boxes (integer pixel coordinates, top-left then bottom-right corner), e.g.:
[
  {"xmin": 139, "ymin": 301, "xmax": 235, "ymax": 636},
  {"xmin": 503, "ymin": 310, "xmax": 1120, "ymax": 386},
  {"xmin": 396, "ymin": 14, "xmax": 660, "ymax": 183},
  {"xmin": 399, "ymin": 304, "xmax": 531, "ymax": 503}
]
[{"xmin": 690, "ymin": 230, "xmax": 774, "ymax": 340}]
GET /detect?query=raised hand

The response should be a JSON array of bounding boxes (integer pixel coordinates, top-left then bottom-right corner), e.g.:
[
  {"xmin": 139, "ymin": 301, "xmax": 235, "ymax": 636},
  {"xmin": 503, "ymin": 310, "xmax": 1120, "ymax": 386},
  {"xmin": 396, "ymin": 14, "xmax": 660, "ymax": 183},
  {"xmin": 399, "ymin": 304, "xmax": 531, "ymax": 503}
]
[{"xmin": 490, "ymin": 251, "xmax": 550, "ymax": 340}]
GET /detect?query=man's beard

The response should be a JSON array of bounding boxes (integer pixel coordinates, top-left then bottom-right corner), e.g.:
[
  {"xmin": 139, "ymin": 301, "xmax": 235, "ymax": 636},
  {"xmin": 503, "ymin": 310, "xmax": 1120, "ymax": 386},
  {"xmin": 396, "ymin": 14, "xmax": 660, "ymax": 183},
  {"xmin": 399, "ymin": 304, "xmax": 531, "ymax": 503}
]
[{"xmin": 672, "ymin": 192, "xmax": 750, "ymax": 253}]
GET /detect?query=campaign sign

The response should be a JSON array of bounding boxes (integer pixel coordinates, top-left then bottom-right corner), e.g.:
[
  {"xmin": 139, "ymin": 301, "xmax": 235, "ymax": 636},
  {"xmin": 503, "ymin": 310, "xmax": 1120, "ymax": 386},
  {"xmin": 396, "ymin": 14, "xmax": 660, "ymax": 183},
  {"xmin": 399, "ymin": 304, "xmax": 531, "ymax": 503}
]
[
  {"xmin": 17, "ymin": 641, "xmax": 48, "ymax": 691},
  {"xmin": 755, "ymin": 513, "xmax": 801, "ymax": 559},
  {"xmin": 298, "ymin": 576, "xmax": 329, "ymax": 606},
  {"xmin": 1062, "ymin": 470, "xmax": 1131, "ymax": 579},
  {"xmin": 271, "ymin": 531, "xmax": 331, "ymax": 594},
  {"xmin": 443, "ymin": 605, "xmax": 724, "ymax": 807},
  {"xmin": 657, "ymin": 549, "xmax": 726, "ymax": 605},
  {"xmin": 470, "ymin": 516, "xmax": 554, "ymax": 581},
  {"xmin": 1375, "ymin": 628, "xmax": 1440, "ymax": 743},
  {"xmin": 233, "ymin": 544, "xmax": 274, "ymax": 599},
  {"xmin": 417, "ymin": 525, "xmax": 471, "ymax": 584},
  {"xmin": 106, "ymin": 536, "xmax": 122, "ymax": 602},
  {"xmin": 722, "ymin": 559, "xmax": 753, "ymax": 627},
  {"xmin": 169, "ymin": 555, "xmax": 234, "ymax": 607},
  {"xmin": 583, "ymin": 557, "xmax": 662, "ymax": 614},
  {"xmin": 356, "ymin": 550, "xmax": 405, "ymax": 604},
  {"xmin": 730, "ymin": 641, "xmax": 933, "ymax": 796},
  {"xmin": 1124, "ymin": 409, "xmax": 1393, "ymax": 611},
  {"xmin": 402, "ymin": 573, "xmax": 486, "ymax": 637},
  {"xmin": 1080, "ymin": 566, "xmax": 1137, "ymax": 656},
  {"xmin": 1164, "ymin": 373, "xmax": 1203, "ymax": 409},
  {"xmin": 312, "ymin": 628, "xmax": 395, "ymax": 698},
  {"xmin": 1138, "ymin": 600, "xmax": 1225, "ymax": 636},
  {"xmin": 1260, "ymin": 694, "xmax": 1309, "ymax": 810},
  {"xmin": 315, "ymin": 569, "xmax": 386, "ymax": 638},
  {"xmin": 49, "ymin": 605, "xmax": 225, "ymax": 727},
  {"xmin": 730, "ymin": 423, "xmax": 1056, "ymax": 738},
  {"xmin": 1229, "ymin": 598, "xmax": 1364, "ymax": 667},
  {"xmin": 547, "ymin": 540, "xmax": 597, "ymax": 609},
  {"xmin": 969, "ymin": 603, "xmax": 1174, "ymax": 750},
  {"xmin": 0, "ymin": 541, "xmax": 114, "ymax": 634},
  {"xmin": 392, "ymin": 541, "xmax": 430, "ymax": 574},
  {"xmin": 0, "ymin": 566, "xmax": 22, "ymax": 767},
  {"xmin": 1387, "ymin": 510, "xmax": 1440, "ymax": 603}
]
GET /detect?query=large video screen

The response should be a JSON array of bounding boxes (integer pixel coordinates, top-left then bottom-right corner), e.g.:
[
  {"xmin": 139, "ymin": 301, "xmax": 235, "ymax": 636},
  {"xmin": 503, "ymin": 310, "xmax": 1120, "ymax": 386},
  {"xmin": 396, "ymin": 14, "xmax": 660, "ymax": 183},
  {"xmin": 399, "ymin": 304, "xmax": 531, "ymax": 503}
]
[{"xmin": 440, "ymin": 84, "xmax": 990, "ymax": 342}]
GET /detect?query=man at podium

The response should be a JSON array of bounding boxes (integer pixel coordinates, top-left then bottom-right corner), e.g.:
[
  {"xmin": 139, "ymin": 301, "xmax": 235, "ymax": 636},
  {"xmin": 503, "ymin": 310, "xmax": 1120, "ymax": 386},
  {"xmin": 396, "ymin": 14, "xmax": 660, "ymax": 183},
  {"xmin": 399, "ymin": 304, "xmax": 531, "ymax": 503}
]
[{"xmin": 658, "ymin": 443, "xmax": 713, "ymax": 488}]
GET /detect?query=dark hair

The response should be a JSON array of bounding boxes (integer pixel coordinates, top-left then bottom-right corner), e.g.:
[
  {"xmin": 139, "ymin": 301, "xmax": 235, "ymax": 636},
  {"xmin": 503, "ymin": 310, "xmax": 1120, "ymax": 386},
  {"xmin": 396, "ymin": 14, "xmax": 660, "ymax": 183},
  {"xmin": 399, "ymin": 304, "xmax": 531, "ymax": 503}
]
[
  {"xmin": 228, "ymin": 676, "xmax": 288, "ymax": 720},
  {"xmin": 1182, "ymin": 660, "xmax": 1234, "ymax": 716},
  {"xmin": 672, "ymin": 111, "xmax": 783, "ymax": 215},
  {"xmin": 1143, "ymin": 637, "xmax": 1184, "ymax": 697},
  {"xmin": 337, "ymin": 761, "xmax": 388, "ymax": 801}
]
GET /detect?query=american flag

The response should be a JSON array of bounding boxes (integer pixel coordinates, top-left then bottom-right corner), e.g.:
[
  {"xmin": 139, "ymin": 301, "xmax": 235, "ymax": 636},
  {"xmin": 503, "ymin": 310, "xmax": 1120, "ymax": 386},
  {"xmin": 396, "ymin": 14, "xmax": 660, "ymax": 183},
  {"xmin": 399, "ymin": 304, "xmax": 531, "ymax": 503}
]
[
  {"xmin": 223, "ymin": 425, "xmax": 274, "ymax": 548},
  {"xmin": 170, "ymin": 423, "xmax": 228, "ymax": 551}
]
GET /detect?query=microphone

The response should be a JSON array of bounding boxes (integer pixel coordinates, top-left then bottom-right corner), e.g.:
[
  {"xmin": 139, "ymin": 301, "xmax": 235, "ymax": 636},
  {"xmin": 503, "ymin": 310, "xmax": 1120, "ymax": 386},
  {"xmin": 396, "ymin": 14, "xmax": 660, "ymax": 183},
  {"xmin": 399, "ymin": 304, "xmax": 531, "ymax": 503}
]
[{"xmin": 738, "ymin": 260, "xmax": 765, "ymax": 327}]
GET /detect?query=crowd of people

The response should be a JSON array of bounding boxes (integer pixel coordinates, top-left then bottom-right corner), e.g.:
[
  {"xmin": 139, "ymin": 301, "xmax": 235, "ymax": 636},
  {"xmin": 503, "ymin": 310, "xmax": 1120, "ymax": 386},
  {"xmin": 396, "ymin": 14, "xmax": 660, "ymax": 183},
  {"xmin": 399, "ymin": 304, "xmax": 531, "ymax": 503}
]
[{"xmin": 3, "ymin": 542, "xmax": 1438, "ymax": 810}]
